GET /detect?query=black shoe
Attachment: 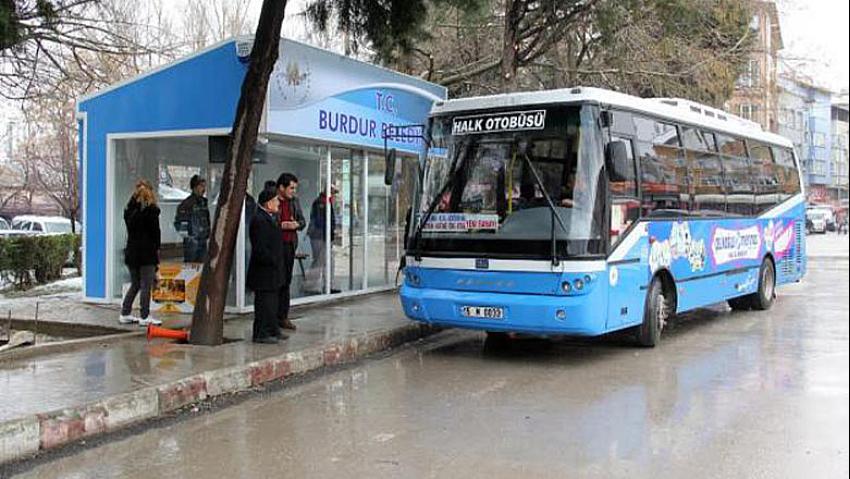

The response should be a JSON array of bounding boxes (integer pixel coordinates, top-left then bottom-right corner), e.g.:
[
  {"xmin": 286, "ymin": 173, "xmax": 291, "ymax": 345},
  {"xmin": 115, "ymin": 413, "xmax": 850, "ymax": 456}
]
[
  {"xmin": 275, "ymin": 330, "xmax": 290, "ymax": 340},
  {"xmin": 253, "ymin": 336, "xmax": 279, "ymax": 344}
]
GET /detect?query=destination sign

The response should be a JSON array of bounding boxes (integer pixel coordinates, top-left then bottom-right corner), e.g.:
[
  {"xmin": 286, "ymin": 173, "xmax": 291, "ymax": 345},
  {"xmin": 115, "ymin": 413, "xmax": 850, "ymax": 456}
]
[{"xmin": 451, "ymin": 110, "xmax": 546, "ymax": 136}]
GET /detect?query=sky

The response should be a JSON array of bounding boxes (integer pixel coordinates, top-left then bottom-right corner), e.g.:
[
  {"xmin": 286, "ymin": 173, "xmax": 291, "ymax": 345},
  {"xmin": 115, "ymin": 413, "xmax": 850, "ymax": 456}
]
[{"xmin": 776, "ymin": 0, "xmax": 850, "ymax": 92}]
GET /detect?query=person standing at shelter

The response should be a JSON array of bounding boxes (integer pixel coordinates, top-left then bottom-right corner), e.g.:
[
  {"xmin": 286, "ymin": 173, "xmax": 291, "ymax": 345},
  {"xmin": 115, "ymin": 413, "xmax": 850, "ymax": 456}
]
[
  {"xmin": 119, "ymin": 180, "xmax": 162, "ymax": 326},
  {"xmin": 306, "ymin": 185, "xmax": 338, "ymax": 293},
  {"xmin": 277, "ymin": 173, "xmax": 306, "ymax": 331},
  {"xmin": 247, "ymin": 188, "xmax": 287, "ymax": 344},
  {"xmin": 174, "ymin": 174, "xmax": 210, "ymax": 263}
]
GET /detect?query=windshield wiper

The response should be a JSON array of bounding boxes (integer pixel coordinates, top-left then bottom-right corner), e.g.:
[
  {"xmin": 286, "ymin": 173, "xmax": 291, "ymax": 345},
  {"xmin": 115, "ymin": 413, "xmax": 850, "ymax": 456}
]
[
  {"xmin": 520, "ymin": 149, "xmax": 569, "ymax": 266},
  {"xmin": 411, "ymin": 139, "xmax": 472, "ymax": 261}
]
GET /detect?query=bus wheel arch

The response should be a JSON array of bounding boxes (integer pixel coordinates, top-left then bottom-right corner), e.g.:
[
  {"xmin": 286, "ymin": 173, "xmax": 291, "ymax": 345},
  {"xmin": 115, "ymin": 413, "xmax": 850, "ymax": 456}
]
[
  {"xmin": 635, "ymin": 269, "xmax": 677, "ymax": 348},
  {"xmin": 654, "ymin": 269, "xmax": 678, "ymax": 315}
]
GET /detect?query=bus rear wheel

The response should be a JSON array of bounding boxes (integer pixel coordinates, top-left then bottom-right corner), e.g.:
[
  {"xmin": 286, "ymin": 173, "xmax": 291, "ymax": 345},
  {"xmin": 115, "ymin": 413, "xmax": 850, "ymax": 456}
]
[
  {"xmin": 727, "ymin": 296, "xmax": 752, "ymax": 311},
  {"xmin": 750, "ymin": 258, "xmax": 776, "ymax": 311},
  {"xmin": 728, "ymin": 258, "xmax": 776, "ymax": 312},
  {"xmin": 636, "ymin": 276, "xmax": 671, "ymax": 347}
]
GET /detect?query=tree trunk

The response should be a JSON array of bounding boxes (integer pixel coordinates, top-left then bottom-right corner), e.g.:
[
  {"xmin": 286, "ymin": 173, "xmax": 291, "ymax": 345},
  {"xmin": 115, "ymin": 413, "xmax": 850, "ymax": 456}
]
[
  {"xmin": 190, "ymin": 0, "xmax": 288, "ymax": 346},
  {"xmin": 500, "ymin": 0, "xmax": 523, "ymax": 93}
]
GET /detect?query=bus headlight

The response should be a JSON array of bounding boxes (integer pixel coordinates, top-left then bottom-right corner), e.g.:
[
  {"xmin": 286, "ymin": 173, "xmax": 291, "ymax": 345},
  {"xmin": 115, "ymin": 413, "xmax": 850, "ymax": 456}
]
[
  {"xmin": 573, "ymin": 278, "xmax": 585, "ymax": 291},
  {"xmin": 584, "ymin": 274, "xmax": 593, "ymax": 284},
  {"xmin": 561, "ymin": 281, "xmax": 572, "ymax": 293},
  {"xmin": 407, "ymin": 272, "xmax": 421, "ymax": 286}
]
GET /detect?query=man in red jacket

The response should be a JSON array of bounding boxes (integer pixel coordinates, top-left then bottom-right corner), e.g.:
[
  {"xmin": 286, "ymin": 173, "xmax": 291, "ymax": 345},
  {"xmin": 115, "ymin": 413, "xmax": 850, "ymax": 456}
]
[{"xmin": 276, "ymin": 173, "xmax": 306, "ymax": 331}]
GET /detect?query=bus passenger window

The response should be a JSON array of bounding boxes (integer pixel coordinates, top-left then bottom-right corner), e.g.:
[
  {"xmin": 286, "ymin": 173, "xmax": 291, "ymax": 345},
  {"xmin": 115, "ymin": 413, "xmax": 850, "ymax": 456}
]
[
  {"xmin": 772, "ymin": 146, "xmax": 802, "ymax": 201},
  {"xmin": 683, "ymin": 128, "xmax": 726, "ymax": 215},
  {"xmin": 750, "ymin": 140, "xmax": 779, "ymax": 214}
]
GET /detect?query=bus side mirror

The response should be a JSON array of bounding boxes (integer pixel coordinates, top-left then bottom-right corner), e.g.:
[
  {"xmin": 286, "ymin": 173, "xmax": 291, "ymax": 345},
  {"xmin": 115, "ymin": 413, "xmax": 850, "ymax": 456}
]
[
  {"xmin": 384, "ymin": 148, "xmax": 397, "ymax": 186},
  {"xmin": 605, "ymin": 141, "xmax": 631, "ymax": 182}
]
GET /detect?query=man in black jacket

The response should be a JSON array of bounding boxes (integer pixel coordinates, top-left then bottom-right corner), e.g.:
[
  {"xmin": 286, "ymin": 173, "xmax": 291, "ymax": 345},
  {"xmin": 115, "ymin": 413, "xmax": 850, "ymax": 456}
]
[
  {"xmin": 174, "ymin": 175, "xmax": 211, "ymax": 263},
  {"xmin": 247, "ymin": 188, "xmax": 287, "ymax": 344}
]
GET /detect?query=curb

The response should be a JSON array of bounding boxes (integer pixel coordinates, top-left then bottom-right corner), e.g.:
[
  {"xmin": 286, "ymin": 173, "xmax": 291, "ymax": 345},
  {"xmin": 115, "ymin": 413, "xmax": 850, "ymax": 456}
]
[{"xmin": 0, "ymin": 322, "xmax": 438, "ymax": 465}]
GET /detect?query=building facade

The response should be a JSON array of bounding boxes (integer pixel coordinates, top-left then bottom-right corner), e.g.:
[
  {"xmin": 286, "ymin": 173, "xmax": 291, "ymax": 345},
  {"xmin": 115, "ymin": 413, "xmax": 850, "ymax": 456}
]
[
  {"xmin": 831, "ymin": 100, "xmax": 849, "ymax": 205},
  {"xmin": 726, "ymin": 0, "xmax": 783, "ymax": 133},
  {"xmin": 77, "ymin": 37, "xmax": 445, "ymax": 311}
]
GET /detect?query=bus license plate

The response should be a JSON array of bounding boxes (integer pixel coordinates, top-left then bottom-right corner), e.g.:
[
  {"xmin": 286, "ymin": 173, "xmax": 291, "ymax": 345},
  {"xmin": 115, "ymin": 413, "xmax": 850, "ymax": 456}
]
[{"xmin": 461, "ymin": 306, "xmax": 504, "ymax": 319}]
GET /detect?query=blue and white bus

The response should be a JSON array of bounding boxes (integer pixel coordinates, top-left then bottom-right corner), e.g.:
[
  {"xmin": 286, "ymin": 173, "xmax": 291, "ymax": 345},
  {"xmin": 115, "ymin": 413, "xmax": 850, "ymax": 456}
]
[{"xmin": 396, "ymin": 87, "xmax": 806, "ymax": 346}]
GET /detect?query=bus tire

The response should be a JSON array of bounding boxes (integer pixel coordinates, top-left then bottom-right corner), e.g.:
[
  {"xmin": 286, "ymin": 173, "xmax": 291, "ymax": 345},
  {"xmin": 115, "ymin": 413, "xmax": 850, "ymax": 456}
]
[
  {"xmin": 749, "ymin": 258, "xmax": 776, "ymax": 311},
  {"xmin": 727, "ymin": 296, "xmax": 752, "ymax": 311},
  {"xmin": 636, "ymin": 276, "xmax": 671, "ymax": 347}
]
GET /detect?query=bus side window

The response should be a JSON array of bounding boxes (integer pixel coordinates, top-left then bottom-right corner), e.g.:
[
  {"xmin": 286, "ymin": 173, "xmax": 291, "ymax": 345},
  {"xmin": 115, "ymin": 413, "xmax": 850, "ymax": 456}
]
[
  {"xmin": 609, "ymin": 136, "xmax": 639, "ymax": 245},
  {"xmin": 772, "ymin": 146, "xmax": 802, "ymax": 201},
  {"xmin": 634, "ymin": 116, "xmax": 688, "ymax": 215},
  {"xmin": 750, "ymin": 140, "xmax": 779, "ymax": 214},
  {"xmin": 683, "ymin": 127, "xmax": 726, "ymax": 216},
  {"xmin": 716, "ymin": 134, "xmax": 754, "ymax": 216}
]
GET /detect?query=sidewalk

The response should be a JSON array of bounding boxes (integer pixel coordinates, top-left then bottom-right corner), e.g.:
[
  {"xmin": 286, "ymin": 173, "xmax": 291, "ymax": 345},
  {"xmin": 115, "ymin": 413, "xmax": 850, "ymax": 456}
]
[{"xmin": 0, "ymin": 292, "xmax": 436, "ymax": 465}]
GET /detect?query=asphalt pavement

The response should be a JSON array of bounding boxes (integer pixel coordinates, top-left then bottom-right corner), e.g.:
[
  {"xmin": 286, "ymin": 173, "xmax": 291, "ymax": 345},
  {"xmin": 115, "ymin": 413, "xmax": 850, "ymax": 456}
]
[{"xmin": 7, "ymin": 250, "xmax": 848, "ymax": 478}]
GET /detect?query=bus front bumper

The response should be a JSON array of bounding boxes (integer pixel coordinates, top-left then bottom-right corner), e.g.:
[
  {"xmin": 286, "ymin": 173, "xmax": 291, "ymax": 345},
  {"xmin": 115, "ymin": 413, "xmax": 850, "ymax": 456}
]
[{"xmin": 400, "ymin": 285, "xmax": 607, "ymax": 336}]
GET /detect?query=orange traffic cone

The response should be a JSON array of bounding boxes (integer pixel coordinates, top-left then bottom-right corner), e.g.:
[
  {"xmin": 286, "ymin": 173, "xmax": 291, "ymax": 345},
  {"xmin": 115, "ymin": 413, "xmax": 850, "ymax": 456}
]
[{"xmin": 146, "ymin": 324, "xmax": 189, "ymax": 342}]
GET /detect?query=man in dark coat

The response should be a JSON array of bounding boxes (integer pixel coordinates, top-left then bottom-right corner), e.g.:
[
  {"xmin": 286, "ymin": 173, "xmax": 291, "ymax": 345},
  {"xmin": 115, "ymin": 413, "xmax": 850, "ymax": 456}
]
[
  {"xmin": 174, "ymin": 175, "xmax": 211, "ymax": 263},
  {"xmin": 276, "ymin": 173, "xmax": 306, "ymax": 331},
  {"xmin": 247, "ymin": 188, "xmax": 287, "ymax": 344},
  {"xmin": 306, "ymin": 186, "xmax": 338, "ymax": 293}
]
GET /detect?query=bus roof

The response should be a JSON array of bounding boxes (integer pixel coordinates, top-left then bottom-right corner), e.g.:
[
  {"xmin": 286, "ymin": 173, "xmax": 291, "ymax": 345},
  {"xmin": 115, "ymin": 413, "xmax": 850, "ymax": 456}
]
[{"xmin": 430, "ymin": 87, "xmax": 793, "ymax": 149}]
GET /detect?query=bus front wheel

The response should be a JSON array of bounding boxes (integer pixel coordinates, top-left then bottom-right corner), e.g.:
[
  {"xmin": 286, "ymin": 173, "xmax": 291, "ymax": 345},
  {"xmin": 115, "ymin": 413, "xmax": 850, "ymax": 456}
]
[{"xmin": 636, "ymin": 276, "xmax": 671, "ymax": 347}]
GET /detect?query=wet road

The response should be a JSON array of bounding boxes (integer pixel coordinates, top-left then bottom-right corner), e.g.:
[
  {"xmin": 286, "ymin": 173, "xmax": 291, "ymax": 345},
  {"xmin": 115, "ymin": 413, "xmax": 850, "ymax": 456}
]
[{"xmin": 10, "ymin": 258, "xmax": 849, "ymax": 479}]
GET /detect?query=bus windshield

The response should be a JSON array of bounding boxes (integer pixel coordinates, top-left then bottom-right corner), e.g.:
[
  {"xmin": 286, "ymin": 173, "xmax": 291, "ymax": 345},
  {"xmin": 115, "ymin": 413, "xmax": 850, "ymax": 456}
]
[{"xmin": 414, "ymin": 104, "xmax": 606, "ymax": 259}]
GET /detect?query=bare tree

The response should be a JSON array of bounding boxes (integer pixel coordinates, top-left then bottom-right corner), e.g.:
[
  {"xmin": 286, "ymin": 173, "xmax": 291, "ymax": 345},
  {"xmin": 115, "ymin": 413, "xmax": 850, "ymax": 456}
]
[
  {"xmin": 18, "ymin": 94, "xmax": 79, "ymax": 230},
  {"xmin": 182, "ymin": 0, "xmax": 257, "ymax": 52},
  {"xmin": 0, "ymin": 0, "xmax": 177, "ymax": 100}
]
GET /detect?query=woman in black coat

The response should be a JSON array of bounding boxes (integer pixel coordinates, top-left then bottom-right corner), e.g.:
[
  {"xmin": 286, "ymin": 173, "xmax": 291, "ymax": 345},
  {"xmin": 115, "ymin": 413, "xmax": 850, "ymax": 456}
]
[
  {"xmin": 120, "ymin": 179, "xmax": 162, "ymax": 326},
  {"xmin": 247, "ymin": 188, "xmax": 287, "ymax": 343}
]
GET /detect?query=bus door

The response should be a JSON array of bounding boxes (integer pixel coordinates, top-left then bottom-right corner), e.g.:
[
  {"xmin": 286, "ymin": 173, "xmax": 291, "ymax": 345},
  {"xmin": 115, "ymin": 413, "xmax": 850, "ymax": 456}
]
[{"xmin": 604, "ymin": 112, "xmax": 646, "ymax": 329}]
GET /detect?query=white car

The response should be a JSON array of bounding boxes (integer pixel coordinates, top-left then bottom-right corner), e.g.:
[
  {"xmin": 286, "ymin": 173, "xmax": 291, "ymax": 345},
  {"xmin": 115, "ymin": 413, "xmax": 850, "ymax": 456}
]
[
  {"xmin": 806, "ymin": 210, "xmax": 828, "ymax": 234},
  {"xmin": 11, "ymin": 215, "xmax": 82, "ymax": 235},
  {"xmin": 0, "ymin": 217, "xmax": 10, "ymax": 230}
]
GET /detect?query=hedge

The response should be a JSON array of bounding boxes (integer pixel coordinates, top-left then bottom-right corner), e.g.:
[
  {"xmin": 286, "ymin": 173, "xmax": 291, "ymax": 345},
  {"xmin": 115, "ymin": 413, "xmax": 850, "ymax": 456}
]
[{"xmin": 0, "ymin": 234, "xmax": 80, "ymax": 290}]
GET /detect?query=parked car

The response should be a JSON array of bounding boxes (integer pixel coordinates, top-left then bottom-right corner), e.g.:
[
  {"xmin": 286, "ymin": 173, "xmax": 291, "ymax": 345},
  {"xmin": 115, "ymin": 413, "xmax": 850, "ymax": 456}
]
[
  {"xmin": 11, "ymin": 215, "xmax": 82, "ymax": 235},
  {"xmin": 0, "ymin": 229, "xmax": 29, "ymax": 239},
  {"xmin": 0, "ymin": 217, "xmax": 10, "ymax": 230},
  {"xmin": 806, "ymin": 209, "xmax": 828, "ymax": 234},
  {"xmin": 806, "ymin": 205, "xmax": 836, "ymax": 232}
]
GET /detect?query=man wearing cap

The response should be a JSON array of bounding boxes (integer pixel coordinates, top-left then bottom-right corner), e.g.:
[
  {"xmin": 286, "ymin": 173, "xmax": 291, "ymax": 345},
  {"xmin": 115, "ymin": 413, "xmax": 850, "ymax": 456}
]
[
  {"xmin": 174, "ymin": 175, "xmax": 211, "ymax": 262},
  {"xmin": 247, "ymin": 188, "xmax": 287, "ymax": 344},
  {"xmin": 276, "ymin": 173, "xmax": 306, "ymax": 331}
]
